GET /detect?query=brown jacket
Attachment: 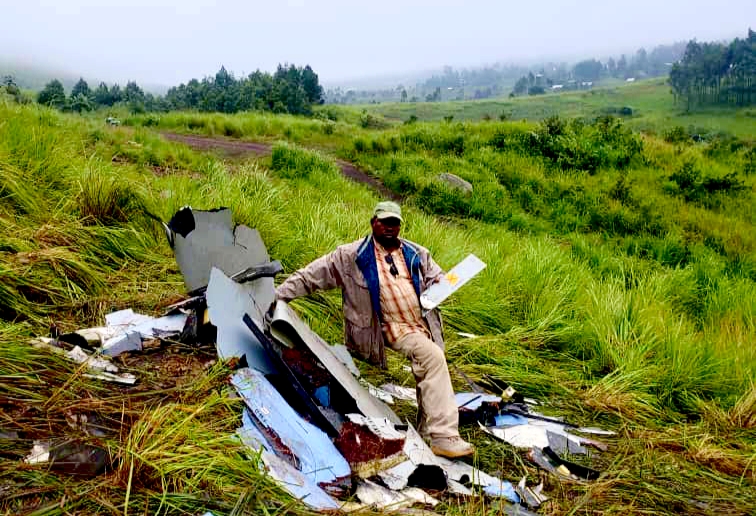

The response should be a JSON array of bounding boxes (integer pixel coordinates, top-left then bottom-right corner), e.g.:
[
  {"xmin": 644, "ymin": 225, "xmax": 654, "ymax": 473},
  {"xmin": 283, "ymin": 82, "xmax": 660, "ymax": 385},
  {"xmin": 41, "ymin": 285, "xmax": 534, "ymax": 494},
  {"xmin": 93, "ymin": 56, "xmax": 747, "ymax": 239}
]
[{"xmin": 276, "ymin": 236, "xmax": 445, "ymax": 367}]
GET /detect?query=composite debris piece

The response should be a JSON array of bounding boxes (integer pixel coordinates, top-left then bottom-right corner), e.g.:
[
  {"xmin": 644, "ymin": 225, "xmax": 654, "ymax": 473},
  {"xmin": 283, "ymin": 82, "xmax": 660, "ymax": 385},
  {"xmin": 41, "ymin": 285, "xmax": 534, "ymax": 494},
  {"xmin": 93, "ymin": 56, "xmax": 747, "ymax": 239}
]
[
  {"xmin": 237, "ymin": 410, "xmax": 340, "ymax": 510},
  {"xmin": 271, "ymin": 301, "xmax": 401, "ymax": 424},
  {"xmin": 30, "ymin": 339, "xmax": 136, "ymax": 385},
  {"xmin": 419, "ymin": 254, "xmax": 486, "ymax": 312},
  {"xmin": 231, "ymin": 367, "xmax": 350, "ymax": 485},
  {"xmin": 206, "ymin": 267, "xmax": 277, "ymax": 374}
]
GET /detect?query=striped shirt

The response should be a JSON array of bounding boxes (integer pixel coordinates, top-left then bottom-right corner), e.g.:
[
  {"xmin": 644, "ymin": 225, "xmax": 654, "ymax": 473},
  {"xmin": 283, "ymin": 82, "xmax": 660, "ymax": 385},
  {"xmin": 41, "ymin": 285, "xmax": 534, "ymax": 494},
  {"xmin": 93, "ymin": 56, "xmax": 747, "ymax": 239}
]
[{"xmin": 374, "ymin": 239, "xmax": 430, "ymax": 344}]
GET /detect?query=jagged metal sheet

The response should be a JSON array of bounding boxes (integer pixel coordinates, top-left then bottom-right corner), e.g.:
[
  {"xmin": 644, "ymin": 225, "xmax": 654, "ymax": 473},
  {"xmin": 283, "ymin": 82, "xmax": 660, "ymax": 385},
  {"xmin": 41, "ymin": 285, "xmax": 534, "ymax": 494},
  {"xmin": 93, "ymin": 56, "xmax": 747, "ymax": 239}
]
[
  {"xmin": 170, "ymin": 208, "xmax": 273, "ymax": 304},
  {"xmin": 237, "ymin": 410, "xmax": 340, "ymax": 510},
  {"xmin": 207, "ymin": 268, "xmax": 277, "ymax": 374},
  {"xmin": 270, "ymin": 302, "xmax": 400, "ymax": 424},
  {"xmin": 232, "ymin": 367, "xmax": 350, "ymax": 485}
]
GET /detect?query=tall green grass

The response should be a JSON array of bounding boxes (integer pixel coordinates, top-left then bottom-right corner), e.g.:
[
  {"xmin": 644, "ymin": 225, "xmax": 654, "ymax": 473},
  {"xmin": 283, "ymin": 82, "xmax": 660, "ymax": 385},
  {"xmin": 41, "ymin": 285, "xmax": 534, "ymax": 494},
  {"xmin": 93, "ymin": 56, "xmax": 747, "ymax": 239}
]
[{"xmin": 2, "ymin": 98, "xmax": 754, "ymax": 515}]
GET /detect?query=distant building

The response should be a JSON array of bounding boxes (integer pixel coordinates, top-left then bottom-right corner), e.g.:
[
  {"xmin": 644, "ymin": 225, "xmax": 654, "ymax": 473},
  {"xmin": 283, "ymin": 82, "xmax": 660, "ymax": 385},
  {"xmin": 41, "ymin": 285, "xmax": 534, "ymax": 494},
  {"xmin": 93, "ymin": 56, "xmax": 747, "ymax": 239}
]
[
  {"xmin": 551, "ymin": 84, "xmax": 563, "ymax": 91},
  {"xmin": 626, "ymin": 77, "xmax": 636, "ymax": 82}
]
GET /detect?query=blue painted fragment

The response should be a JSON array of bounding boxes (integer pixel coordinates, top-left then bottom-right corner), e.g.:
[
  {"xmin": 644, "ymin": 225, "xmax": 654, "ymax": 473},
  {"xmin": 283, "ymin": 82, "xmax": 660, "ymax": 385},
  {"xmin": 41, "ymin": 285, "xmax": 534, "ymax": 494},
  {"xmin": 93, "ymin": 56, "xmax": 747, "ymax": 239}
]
[
  {"xmin": 237, "ymin": 412, "xmax": 341, "ymax": 510},
  {"xmin": 494, "ymin": 414, "xmax": 530, "ymax": 427},
  {"xmin": 232, "ymin": 367, "xmax": 350, "ymax": 484},
  {"xmin": 314, "ymin": 386, "xmax": 331, "ymax": 407}
]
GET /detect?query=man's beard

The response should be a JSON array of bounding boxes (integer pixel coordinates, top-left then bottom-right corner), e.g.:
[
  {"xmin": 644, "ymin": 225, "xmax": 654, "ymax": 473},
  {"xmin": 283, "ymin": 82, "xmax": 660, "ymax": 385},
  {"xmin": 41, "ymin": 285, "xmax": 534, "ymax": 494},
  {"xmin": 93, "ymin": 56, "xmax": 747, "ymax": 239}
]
[{"xmin": 375, "ymin": 234, "xmax": 399, "ymax": 248}]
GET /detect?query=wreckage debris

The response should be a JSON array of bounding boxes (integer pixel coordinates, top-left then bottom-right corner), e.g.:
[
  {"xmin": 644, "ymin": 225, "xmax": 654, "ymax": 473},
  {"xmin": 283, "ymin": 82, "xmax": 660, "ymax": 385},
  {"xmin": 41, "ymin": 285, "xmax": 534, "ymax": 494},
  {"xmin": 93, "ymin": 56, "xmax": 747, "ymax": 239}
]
[
  {"xmin": 24, "ymin": 440, "xmax": 110, "ymax": 477},
  {"xmin": 232, "ymin": 367, "xmax": 350, "ymax": 484}
]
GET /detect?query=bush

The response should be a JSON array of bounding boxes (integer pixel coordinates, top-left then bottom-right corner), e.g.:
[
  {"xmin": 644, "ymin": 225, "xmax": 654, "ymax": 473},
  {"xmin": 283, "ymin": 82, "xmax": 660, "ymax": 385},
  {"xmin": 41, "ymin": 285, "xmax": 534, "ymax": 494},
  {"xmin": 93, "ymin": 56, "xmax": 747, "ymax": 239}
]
[
  {"xmin": 664, "ymin": 126, "xmax": 689, "ymax": 144},
  {"xmin": 668, "ymin": 160, "xmax": 746, "ymax": 202},
  {"xmin": 270, "ymin": 142, "xmax": 338, "ymax": 179},
  {"xmin": 77, "ymin": 173, "xmax": 148, "ymax": 226}
]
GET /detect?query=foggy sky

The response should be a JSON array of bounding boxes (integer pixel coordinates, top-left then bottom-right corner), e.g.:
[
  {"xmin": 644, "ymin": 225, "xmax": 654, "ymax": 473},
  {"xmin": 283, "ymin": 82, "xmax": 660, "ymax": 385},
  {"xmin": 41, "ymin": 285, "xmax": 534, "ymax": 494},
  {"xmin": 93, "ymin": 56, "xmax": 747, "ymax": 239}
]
[{"xmin": 1, "ymin": 0, "xmax": 753, "ymax": 88}]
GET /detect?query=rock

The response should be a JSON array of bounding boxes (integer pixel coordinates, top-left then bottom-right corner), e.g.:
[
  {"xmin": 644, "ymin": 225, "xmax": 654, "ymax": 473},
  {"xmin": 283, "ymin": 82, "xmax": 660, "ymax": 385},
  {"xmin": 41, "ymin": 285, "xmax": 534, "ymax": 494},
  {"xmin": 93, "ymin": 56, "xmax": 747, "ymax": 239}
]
[{"xmin": 438, "ymin": 173, "xmax": 472, "ymax": 193}]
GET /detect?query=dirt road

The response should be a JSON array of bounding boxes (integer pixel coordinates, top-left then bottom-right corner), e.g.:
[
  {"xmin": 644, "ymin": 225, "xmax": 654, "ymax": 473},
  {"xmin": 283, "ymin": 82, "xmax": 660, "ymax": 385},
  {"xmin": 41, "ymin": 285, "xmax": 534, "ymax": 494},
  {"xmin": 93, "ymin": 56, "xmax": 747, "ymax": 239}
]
[{"xmin": 161, "ymin": 132, "xmax": 401, "ymax": 201}]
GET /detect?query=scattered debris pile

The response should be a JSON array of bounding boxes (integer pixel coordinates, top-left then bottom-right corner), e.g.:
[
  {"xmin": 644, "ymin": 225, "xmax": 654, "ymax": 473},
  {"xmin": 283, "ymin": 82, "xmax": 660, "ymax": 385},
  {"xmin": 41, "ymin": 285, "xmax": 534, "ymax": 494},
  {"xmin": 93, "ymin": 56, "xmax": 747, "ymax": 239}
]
[{"xmin": 18, "ymin": 207, "xmax": 615, "ymax": 513}]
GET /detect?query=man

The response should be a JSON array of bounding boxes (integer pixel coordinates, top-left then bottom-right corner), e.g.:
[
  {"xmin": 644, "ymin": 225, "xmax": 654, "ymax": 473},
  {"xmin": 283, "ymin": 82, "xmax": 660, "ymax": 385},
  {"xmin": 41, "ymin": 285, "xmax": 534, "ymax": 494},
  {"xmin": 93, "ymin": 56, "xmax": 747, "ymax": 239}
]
[{"xmin": 275, "ymin": 201, "xmax": 474, "ymax": 458}]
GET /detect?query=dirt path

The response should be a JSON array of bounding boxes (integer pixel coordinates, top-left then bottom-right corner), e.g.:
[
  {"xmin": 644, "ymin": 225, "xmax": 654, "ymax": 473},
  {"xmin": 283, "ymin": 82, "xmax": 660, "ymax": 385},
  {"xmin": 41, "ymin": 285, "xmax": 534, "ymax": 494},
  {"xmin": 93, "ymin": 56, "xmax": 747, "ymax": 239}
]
[{"xmin": 161, "ymin": 132, "xmax": 401, "ymax": 201}]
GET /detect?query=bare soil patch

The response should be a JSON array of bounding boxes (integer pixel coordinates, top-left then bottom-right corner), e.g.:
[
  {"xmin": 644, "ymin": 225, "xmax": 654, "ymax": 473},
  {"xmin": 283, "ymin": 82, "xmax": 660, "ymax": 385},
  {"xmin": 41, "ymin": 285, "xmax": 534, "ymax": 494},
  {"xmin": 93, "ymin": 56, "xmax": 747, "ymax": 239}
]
[{"xmin": 162, "ymin": 132, "xmax": 401, "ymax": 201}]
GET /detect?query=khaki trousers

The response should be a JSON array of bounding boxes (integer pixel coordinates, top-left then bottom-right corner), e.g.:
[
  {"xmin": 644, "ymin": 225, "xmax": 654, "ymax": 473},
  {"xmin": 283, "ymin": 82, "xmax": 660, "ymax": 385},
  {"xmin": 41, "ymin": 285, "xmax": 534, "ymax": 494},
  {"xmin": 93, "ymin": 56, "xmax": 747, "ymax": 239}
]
[{"xmin": 389, "ymin": 331, "xmax": 459, "ymax": 439}]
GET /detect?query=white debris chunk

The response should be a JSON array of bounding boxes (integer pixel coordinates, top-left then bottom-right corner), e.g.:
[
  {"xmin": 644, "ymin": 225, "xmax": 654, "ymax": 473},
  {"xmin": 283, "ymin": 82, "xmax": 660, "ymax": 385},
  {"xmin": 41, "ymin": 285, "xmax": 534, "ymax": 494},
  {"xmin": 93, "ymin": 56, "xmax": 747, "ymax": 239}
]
[
  {"xmin": 400, "ymin": 487, "xmax": 440, "ymax": 507},
  {"xmin": 381, "ymin": 384, "xmax": 418, "ymax": 406},
  {"xmin": 25, "ymin": 441, "xmax": 50, "ymax": 464},
  {"xmin": 346, "ymin": 414, "xmax": 405, "ymax": 441},
  {"xmin": 66, "ymin": 345, "xmax": 119, "ymax": 372},
  {"xmin": 360, "ymin": 380, "xmax": 395, "ymax": 404},
  {"xmin": 356, "ymin": 480, "xmax": 413, "ymax": 510}
]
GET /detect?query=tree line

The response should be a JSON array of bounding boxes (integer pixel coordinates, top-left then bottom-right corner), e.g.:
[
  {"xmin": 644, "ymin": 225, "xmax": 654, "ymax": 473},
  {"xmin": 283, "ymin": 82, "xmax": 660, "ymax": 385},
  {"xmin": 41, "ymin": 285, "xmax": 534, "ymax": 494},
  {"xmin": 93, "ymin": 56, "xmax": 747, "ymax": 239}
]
[
  {"xmin": 512, "ymin": 42, "xmax": 687, "ymax": 96},
  {"xmin": 669, "ymin": 29, "xmax": 756, "ymax": 110},
  {"xmin": 34, "ymin": 63, "xmax": 324, "ymax": 115}
]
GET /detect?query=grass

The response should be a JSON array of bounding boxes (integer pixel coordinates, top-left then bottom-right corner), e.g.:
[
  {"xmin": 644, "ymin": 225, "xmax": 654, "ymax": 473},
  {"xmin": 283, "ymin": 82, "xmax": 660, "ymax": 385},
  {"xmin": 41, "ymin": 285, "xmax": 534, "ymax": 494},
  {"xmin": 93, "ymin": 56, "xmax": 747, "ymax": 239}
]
[
  {"xmin": 324, "ymin": 79, "xmax": 756, "ymax": 140},
  {"xmin": 1, "ymin": 94, "xmax": 755, "ymax": 515}
]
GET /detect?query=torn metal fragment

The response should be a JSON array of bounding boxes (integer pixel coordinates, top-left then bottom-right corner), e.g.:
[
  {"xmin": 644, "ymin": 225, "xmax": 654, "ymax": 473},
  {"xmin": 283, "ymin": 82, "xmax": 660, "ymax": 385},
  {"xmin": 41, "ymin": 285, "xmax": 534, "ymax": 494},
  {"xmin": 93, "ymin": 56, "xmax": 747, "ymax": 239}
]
[
  {"xmin": 167, "ymin": 208, "xmax": 277, "ymax": 314},
  {"xmin": 380, "ymin": 384, "xmax": 418, "ymax": 406},
  {"xmin": 101, "ymin": 331, "xmax": 142, "ymax": 356},
  {"xmin": 232, "ymin": 368, "xmax": 350, "ymax": 484},
  {"xmin": 237, "ymin": 411, "xmax": 340, "ymax": 510},
  {"xmin": 356, "ymin": 480, "xmax": 414, "ymax": 510},
  {"xmin": 480, "ymin": 419, "xmax": 606, "ymax": 454},
  {"xmin": 402, "ymin": 425, "xmax": 518, "ymax": 502},
  {"xmin": 399, "ymin": 487, "xmax": 440, "ymax": 507},
  {"xmin": 361, "ymin": 380, "xmax": 395, "ymax": 404},
  {"xmin": 515, "ymin": 477, "xmax": 548, "ymax": 509},
  {"xmin": 207, "ymin": 268, "xmax": 277, "ymax": 374},
  {"xmin": 271, "ymin": 302, "xmax": 400, "ymax": 424}
]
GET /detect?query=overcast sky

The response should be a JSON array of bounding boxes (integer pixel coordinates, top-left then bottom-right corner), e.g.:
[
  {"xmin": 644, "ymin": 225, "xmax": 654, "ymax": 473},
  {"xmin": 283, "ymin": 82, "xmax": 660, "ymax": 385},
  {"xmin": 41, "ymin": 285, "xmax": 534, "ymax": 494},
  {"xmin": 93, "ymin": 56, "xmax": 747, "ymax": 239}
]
[{"xmin": 1, "ymin": 0, "xmax": 752, "ymax": 87}]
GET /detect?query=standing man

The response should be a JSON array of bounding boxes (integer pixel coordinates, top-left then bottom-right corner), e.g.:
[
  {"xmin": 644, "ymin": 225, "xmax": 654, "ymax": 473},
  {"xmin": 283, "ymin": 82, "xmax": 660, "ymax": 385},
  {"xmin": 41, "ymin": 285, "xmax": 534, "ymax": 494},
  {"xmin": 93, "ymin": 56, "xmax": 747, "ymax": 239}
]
[{"xmin": 275, "ymin": 201, "xmax": 474, "ymax": 458}]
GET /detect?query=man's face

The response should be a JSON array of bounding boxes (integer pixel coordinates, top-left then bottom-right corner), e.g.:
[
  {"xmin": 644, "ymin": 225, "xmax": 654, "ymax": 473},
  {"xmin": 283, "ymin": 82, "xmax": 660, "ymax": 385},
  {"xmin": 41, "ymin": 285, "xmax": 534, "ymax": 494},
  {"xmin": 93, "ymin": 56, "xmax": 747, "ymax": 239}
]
[{"xmin": 371, "ymin": 217, "xmax": 401, "ymax": 247}]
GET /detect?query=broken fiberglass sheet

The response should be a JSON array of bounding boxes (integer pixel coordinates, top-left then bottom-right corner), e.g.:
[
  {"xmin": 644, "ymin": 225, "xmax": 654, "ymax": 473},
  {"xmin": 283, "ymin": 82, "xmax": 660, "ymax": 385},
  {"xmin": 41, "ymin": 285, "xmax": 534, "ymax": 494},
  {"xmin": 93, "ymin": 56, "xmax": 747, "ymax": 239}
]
[
  {"xmin": 270, "ymin": 301, "xmax": 401, "ymax": 424},
  {"xmin": 231, "ymin": 367, "xmax": 350, "ymax": 485},
  {"xmin": 237, "ymin": 410, "xmax": 340, "ymax": 511},
  {"xmin": 419, "ymin": 254, "xmax": 486, "ymax": 312},
  {"xmin": 100, "ymin": 309, "xmax": 188, "ymax": 356},
  {"xmin": 168, "ymin": 208, "xmax": 275, "ymax": 311},
  {"xmin": 383, "ymin": 424, "xmax": 520, "ymax": 503},
  {"xmin": 206, "ymin": 267, "xmax": 277, "ymax": 375},
  {"xmin": 479, "ymin": 420, "xmax": 607, "ymax": 454}
]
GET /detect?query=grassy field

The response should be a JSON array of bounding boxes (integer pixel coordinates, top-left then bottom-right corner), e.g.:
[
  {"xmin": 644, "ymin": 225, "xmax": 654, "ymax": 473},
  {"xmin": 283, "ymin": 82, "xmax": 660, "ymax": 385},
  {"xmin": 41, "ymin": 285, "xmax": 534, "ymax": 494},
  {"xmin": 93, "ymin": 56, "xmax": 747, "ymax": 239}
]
[
  {"xmin": 323, "ymin": 79, "xmax": 756, "ymax": 140},
  {"xmin": 1, "ymin": 90, "xmax": 755, "ymax": 515}
]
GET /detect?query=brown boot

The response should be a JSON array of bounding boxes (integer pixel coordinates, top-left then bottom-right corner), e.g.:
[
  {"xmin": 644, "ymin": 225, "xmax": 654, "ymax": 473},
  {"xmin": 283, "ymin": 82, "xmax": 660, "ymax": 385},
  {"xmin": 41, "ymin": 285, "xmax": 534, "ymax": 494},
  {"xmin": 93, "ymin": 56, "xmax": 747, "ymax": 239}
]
[{"xmin": 431, "ymin": 436, "xmax": 475, "ymax": 458}]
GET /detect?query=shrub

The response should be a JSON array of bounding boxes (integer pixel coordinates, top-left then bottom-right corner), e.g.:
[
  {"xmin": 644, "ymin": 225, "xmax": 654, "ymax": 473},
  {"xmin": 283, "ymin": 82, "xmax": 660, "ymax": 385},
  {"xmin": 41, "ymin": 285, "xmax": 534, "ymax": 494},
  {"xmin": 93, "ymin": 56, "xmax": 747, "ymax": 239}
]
[
  {"xmin": 270, "ymin": 142, "xmax": 338, "ymax": 179},
  {"xmin": 664, "ymin": 126, "xmax": 689, "ymax": 144},
  {"xmin": 668, "ymin": 160, "xmax": 746, "ymax": 202},
  {"xmin": 77, "ymin": 173, "xmax": 148, "ymax": 226},
  {"xmin": 404, "ymin": 115, "xmax": 418, "ymax": 125}
]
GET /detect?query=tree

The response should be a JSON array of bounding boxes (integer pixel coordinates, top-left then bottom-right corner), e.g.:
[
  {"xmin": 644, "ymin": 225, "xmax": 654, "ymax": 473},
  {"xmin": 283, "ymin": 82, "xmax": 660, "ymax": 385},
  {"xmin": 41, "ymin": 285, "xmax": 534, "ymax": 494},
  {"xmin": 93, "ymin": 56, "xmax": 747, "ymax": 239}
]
[
  {"xmin": 124, "ymin": 81, "xmax": 146, "ymax": 113},
  {"xmin": 301, "ymin": 65, "xmax": 324, "ymax": 104},
  {"xmin": 617, "ymin": 54, "xmax": 628, "ymax": 76},
  {"xmin": 400, "ymin": 89, "xmax": 408, "ymax": 102},
  {"xmin": 70, "ymin": 93, "xmax": 92, "ymax": 113},
  {"xmin": 634, "ymin": 48, "xmax": 649, "ymax": 75},
  {"xmin": 37, "ymin": 79, "xmax": 66, "ymax": 109},
  {"xmin": 513, "ymin": 76, "xmax": 528, "ymax": 95},
  {"xmin": 71, "ymin": 78, "xmax": 91, "ymax": 99},
  {"xmin": 573, "ymin": 59, "xmax": 603, "ymax": 82},
  {"xmin": 94, "ymin": 82, "xmax": 112, "ymax": 106}
]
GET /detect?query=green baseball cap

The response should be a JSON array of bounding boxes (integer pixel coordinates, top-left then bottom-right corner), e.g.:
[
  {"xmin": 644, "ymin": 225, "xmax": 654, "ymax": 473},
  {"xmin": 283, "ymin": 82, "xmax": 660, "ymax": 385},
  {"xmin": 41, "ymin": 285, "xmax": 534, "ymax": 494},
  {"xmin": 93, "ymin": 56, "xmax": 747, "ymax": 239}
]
[{"xmin": 373, "ymin": 201, "xmax": 403, "ymax": 221}]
